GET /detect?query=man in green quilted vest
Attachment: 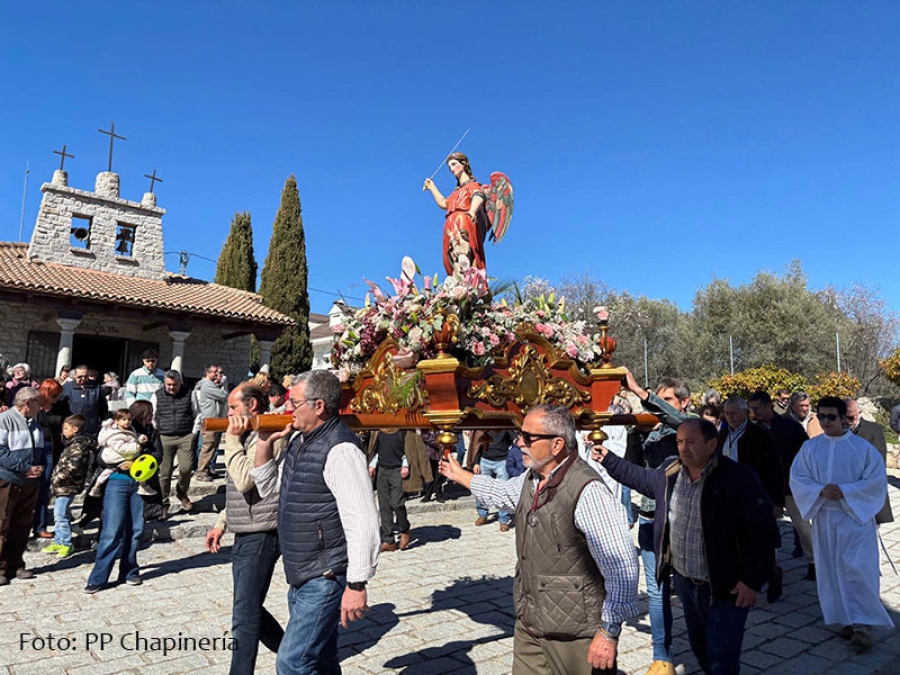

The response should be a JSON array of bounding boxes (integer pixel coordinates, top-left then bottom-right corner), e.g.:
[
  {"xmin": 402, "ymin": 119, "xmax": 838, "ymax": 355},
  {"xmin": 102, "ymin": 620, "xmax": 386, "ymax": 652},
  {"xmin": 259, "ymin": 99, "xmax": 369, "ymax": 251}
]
[{"xmin": 440, "ymin": 404, "xmax": 639, "ymax": 675}]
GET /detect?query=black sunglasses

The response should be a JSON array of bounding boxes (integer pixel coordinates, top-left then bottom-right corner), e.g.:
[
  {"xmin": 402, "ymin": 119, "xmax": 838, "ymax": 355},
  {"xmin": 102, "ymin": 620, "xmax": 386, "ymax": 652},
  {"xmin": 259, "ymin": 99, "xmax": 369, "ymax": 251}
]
[
  {"xmin": 517, "ymin": 431, "xmax": 560, "ymax": 446},
  {"xmin": 818, "ymin": 413, "xmax": 841, "ymax": 422}
]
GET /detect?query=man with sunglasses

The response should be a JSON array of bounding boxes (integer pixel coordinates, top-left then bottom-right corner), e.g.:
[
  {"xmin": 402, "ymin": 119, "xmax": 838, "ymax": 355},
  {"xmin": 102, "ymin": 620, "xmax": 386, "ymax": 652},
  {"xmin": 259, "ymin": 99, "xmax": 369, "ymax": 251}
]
[
  {"xmin": 60, "ymin": 364, "xmax": 107, "ymax": 436},
  {"xmin": 439, "ymin": 404, "xmax": 638, "ymax": 675},
  {"xmin": 790, "ymin": 396, "xmax": 894, "ymax": 652}
]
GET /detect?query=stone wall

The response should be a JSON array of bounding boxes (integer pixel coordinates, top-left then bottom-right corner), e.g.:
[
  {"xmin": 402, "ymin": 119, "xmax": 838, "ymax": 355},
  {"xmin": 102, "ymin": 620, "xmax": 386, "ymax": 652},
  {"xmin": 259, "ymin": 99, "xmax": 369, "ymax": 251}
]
[
  {"xmin": 27, "ymin": 170, "xmax": 167, "ymax": 280},
  {"xmin": 0, "ymin": 301, "xmax": 251, "ymax": 382},
  {"xmin": 179, "ymin": 325, "xmax": 253, "ymax": 382}
]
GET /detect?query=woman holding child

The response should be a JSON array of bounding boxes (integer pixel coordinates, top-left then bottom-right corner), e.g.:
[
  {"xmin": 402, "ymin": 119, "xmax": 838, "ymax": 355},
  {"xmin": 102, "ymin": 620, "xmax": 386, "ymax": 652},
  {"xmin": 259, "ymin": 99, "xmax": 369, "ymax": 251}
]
[{"xmin": 84, "ymin": 400, "xmax": 160, "ymax": 593}]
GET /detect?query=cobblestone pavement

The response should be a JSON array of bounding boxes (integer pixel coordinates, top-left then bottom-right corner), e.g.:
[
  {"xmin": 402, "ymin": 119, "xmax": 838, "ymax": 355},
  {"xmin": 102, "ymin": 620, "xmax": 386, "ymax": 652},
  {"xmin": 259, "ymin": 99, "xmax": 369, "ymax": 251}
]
[{"xmin": 2, "ymin": 479, "xmax": 900, "ymax": 674}]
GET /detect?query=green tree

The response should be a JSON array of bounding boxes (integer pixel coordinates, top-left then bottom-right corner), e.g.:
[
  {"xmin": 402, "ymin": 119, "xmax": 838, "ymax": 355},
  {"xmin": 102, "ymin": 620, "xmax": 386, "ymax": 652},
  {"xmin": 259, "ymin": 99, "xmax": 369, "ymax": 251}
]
[
  {"xmin": 215, "ymin": 211, "xmax": 257, "ymax": 292},
  {"xmin": 215, "ymin": 211, "xmax": 260, "ymax": 370},
  {"xmin": 259, "ymin": 175, "xmax": 312, "ymax": 377}
]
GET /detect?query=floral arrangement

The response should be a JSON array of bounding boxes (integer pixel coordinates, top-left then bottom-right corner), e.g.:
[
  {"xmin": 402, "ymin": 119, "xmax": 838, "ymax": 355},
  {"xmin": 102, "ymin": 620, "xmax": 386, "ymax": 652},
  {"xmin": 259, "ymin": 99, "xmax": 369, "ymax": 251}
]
[{"xmin": 331, "ymin": 257, "xmax": 609, "ymax": 380}]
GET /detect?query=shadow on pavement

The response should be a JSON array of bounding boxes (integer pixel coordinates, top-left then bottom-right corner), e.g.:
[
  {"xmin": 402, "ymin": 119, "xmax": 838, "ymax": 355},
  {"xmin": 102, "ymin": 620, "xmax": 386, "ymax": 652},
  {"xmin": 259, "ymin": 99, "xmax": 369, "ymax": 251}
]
[
  {"xmin": 403, "ymin": 524, "xmax": 462, "ymax": 550},
  {"xmin": 380, "ymin": 575, "xmax": 516, "ymax": 673},
  {"xmin": 138, "ymin": 547, "xmax": 233, "ymax": 580}
]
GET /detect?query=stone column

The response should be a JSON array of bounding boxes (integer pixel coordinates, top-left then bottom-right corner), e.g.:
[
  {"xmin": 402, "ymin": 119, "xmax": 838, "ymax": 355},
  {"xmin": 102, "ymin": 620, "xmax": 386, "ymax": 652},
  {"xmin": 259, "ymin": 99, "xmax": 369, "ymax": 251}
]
[
  {"xmin": 56, "ymin": 317, "xmax": 81, "ymax": 376},
  {"xmin": 169, "ymin": 330, "xmax": 191, "ymax": 374},
  {"xmin": 257, "ymin": 339, "xmax": 275, "ymax": 373}
]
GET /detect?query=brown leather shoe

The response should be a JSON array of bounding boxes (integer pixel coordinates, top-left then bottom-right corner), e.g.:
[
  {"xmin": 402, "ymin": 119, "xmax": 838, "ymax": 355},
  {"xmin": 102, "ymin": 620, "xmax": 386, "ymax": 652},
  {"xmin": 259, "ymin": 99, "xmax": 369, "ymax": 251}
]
[
  {"xmin": 36, "ymin": 531, "xmax": 53, "ymax": 539},
  {"xmin": 380, "ymin": 542, "xmax": 397, "ymax": 552},
  {"xmin": 474, "ymin": 517, "xmax": 488, "ymax": 526},
  {"xmin": 398, "ymin": 532, "xmax": 410, "ymax": 550},
  {"xmin": 499, "ymin": 523, "xmax": 510, "ymax": 533}
]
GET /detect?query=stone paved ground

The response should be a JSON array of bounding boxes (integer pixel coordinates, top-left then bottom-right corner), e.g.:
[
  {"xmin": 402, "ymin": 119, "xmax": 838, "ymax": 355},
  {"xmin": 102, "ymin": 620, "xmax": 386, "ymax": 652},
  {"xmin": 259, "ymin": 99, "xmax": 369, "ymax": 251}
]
[{"xmin": 2, "ymin": 478, "xmax": 900, "ymax": 674}]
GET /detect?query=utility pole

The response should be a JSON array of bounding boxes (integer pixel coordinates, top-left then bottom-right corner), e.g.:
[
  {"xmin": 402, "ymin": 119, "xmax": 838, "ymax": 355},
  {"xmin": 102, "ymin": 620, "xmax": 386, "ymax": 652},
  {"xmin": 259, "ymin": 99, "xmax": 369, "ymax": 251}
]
[
  {"xmin": 643, "ymin": 338, "xmax": 649, "ymax": 388},
  {"xmin": 836, "ymin": 332, "xmax": 841, "ymax": 372},
  {"xmin": 729, "ymin": 335, "xmax": 735, "ymax": 376},
  {"xmin": 18, "ymin": 162, "xmax": 30, "ymax": 242}
]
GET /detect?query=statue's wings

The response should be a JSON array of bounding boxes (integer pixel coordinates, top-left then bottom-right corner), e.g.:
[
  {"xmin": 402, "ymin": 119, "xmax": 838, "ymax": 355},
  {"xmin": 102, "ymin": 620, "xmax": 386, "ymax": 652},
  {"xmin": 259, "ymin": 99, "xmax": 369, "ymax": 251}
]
[{"xmin": 484, "ymin": 171, "xmax": 514, "ymax": 243}]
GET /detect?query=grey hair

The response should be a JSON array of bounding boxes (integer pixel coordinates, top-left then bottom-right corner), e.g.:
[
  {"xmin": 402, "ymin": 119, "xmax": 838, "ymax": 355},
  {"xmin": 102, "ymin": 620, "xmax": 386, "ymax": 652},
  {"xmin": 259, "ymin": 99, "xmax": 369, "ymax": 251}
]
[
  {"xmin": 164, "ymin": 369, "xmax": 182, "ymax": 381},
  {"xmin": 790, "ymin": 391, "xmax": 810, "ymax": 406},
  {"xmin": 14, "ymin": 386, "xmax": 40, "ymax": 406},
  {"xmin": 529, "ymin": 404, "xmax": 577, "ymax": 453},
  {"xmin": 702, "ymin": 388, "xmax": 721, "ymax": 405},
  {"xmin": 292, "ymin": 370, "xmax": 342, "ymax": 414},
  {"xmin": 12, "ymin": 363, "xmax": 31, "ymax": 376},
  {"xmin": 724, "ymin": 397, "xmax": 748, "ymax": 412}
]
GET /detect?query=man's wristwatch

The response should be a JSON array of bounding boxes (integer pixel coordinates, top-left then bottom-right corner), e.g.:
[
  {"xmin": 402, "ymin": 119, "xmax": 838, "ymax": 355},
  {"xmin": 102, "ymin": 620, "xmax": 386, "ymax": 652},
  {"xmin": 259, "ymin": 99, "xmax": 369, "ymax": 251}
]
[
  {"xmin": 347, "ymin": 581, "xmax": 367, "ymax": 591},
  {"xmin": 597, "ymin": 621, "xmax": 621, "ymax": 641}
]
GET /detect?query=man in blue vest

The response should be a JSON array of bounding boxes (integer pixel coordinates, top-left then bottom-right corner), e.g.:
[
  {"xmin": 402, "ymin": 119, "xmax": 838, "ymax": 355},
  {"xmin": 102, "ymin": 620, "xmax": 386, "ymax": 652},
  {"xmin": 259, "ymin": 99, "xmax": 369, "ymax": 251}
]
[{"xmin": 253, "ymin": 370, "xmax": 379, "ymax": 675}]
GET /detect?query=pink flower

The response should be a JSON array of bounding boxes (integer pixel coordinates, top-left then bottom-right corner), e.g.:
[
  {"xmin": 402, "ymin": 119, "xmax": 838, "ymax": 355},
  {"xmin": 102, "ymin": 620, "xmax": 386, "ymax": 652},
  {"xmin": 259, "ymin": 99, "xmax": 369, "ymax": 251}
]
[
  {"xmin": 472, "ymin": 341, "xmax": 486, "ymax": 356},
  {"xmin": 594, "ymin": 306, "xmax": 609, "ymax": 321},
  {"xmin": 577, "ymin": 334, "xmax": 588, "ymax": 345},
  {"xmin": 488, "ymin": 333, "xmax": 500, "ymax": 347},
  {"xmin": 565, "ymin": 343, "xmax": 578, "ymax": 359}
]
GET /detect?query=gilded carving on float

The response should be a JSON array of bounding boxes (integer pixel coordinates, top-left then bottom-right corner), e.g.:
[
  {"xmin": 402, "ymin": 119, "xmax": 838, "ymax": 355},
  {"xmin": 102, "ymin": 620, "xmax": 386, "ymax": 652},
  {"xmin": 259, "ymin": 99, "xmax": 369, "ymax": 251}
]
[
  {"xmin": 351, "ymin": 353, "xmax": 430, "ymax": 415},
  {"xmin": 467, "ymin": 344, "xmax": 592, "ymax": 410}
]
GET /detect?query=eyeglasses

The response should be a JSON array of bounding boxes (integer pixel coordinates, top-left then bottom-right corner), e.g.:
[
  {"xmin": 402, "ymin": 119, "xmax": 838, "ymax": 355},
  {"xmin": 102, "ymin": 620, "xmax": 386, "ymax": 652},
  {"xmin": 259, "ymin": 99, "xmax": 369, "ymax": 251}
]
[
  {"xmin": 818, "ymin": 413, "xmax": 840, "ymax": 422},
  {"xmin": 517, "ymin": 430, "xmax": 560, "ymax": 446},
  {"xmin": 289, "ymin": 397, "xmax": 319, "ymax": 408}
]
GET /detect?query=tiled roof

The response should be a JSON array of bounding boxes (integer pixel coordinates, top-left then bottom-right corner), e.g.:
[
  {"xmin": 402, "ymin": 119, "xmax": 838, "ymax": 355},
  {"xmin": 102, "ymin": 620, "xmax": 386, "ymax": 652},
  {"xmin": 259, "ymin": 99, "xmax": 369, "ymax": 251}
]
[{"xmin": 0, "ymin": 242, "xmax": 294, "ymax": 327}]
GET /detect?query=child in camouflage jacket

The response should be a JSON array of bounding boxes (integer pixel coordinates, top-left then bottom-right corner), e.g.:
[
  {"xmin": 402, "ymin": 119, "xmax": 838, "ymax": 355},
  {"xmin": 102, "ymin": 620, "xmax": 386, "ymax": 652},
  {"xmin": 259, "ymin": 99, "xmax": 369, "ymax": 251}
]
[{"xmin": 47, "ymin": 415, "xmax": 96, "ymax": 557}]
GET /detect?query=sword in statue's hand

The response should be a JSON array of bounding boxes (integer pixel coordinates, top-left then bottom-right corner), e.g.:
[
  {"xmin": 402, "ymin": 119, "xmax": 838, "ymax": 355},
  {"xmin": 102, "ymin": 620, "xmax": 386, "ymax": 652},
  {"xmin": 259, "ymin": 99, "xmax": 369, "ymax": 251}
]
[{"xmin": 423, "ymin": 129, "xmax": 470, "ymax": 190}]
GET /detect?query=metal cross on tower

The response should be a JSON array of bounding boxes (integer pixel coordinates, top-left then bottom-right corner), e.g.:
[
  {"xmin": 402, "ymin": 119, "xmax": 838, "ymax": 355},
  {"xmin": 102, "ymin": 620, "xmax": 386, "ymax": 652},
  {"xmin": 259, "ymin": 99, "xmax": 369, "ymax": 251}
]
[
  {"xmin": 98, "ymin": 121, "xmax": 126, "ymax": 172},
  {"xmin": 53, "ymin": 144, "xmax": 75, "ymax": 171},
  {"xmin": 144, "ymin": 169, "xmax": 162, "ymax": 193}
]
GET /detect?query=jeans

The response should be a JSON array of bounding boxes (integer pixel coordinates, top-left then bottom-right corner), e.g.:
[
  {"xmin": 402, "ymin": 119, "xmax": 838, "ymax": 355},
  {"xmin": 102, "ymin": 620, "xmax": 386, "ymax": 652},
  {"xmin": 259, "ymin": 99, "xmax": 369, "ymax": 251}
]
[
  {"xmin": 231, "ymin": 530, "xmax": 284, "ymax": 675},
  {"xmin": 376, "ymin": 467, "xmax": 409, "ymax": 543},
  {"xmin": 476, "ymin": 458, "xmax": 512, "ymax": 524},
  {"xmin": 87, "ymin": 478, "xmax": 144, "ymax": 587},
  {"xmin": 32, "ymin": 454, "xmax": 54, "ymax": 535},
  {"xmin": 674, "ymin": 572, "xmax": 749, "ymax": 675},
  {"xmin": 53, "ymin": 495, "xmax": 74, "ymax": 546},
  {"xmin": 276, "ymin": 575, "xmax": 345, "ymax": 675},
  {"xmin": 621, "ymin": 486, "xmax": 635, "ymax": 525},
  {"xmin": 639, "ymin": 519, "xmax": 673, "ymax": 662}
]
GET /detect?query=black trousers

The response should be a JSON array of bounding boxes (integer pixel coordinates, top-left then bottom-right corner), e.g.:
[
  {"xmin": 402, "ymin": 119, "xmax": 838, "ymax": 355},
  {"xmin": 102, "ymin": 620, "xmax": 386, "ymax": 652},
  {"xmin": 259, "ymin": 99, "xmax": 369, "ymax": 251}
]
[{"xmin": 376, "ymin": 467, "xmax": 409, "ymax": 543}]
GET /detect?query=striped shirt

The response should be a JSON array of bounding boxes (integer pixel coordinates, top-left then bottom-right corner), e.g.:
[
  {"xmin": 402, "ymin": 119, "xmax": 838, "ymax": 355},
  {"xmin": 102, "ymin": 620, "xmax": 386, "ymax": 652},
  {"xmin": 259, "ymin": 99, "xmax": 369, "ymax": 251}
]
[
  {"xmin": 123, "ymin": 366, "xmax": 165, "ymax": 406},
  {"xmin": 470, "ymin": 458, "xmax": 639, "ymax": 625},
  {"xmin": 250, "ymin": 439, "xmax": 380, "ymax": 584},
  {"xmin": 669, "ymin": 459, "xmax": 714, "ymax": 581}
]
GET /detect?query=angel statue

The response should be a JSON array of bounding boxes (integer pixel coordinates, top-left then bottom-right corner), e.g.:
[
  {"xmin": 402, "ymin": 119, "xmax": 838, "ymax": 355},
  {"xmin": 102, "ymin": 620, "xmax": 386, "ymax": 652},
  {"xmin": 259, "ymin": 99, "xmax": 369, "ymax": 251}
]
[{"xmin": 423, "ymin": 151, "xmax": 513, "ymax": 276}]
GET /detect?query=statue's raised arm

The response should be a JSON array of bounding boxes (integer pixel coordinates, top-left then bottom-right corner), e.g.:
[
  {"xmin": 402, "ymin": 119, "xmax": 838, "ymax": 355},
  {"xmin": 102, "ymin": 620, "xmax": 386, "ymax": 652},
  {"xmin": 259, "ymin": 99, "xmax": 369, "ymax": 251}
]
[{"xmin": 424, "ymin": 152, "xmax": 513, "ymax": 276}]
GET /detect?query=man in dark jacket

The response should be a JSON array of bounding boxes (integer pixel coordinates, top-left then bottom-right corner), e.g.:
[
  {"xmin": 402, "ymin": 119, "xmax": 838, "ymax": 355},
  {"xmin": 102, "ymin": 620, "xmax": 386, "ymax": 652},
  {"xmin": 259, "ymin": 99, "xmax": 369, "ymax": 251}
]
[
  {"xmin": 60, "ymin": 365, "xmax": 107, "ymax": 436},
  {"xmin": 150, "ymin": 370, "xmax": 198, "ymax": 514},
  {"xmin": 720, "ymin": 397, "xmax": 785, "ymax": 602},
  {"xmin": 748, "ymin": 391, "xmax": 813, "ymax": 577},
  {"xmin": 595, "ymin": 418, "xmax": 776, "ymax": 675},
  {"xmin": 846, "ymin": 398, "xmax": 893, "ymax": 525}
]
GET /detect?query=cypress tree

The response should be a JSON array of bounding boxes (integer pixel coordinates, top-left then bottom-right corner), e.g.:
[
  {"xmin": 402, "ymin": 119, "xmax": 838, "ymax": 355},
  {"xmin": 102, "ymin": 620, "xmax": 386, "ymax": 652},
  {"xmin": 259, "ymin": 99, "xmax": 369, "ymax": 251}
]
[
  {"xmin": 215, "ymin": 211, "xmax": 261, "ymax": 371},
  {"xmin": 259, "ymin": 175, "xmax": 312, "ymax": 376},
  {"xmin": 215, "ymin": 211, "xmax": 257, "ymax": 292}
]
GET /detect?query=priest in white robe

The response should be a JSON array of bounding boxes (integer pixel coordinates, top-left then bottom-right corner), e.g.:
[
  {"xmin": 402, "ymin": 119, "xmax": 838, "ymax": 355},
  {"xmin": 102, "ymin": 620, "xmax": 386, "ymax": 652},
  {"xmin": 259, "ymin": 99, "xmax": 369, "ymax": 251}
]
[{"xmin": 790, "ymin": 396, "xmax": 893, "ymax": 651}]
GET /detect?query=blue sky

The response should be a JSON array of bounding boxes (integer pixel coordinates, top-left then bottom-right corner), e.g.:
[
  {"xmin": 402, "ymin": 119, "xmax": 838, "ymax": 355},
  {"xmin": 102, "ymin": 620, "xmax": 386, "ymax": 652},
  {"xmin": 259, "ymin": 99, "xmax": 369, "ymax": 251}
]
[{"xmin": 1, "ymin": 2, "xmax": 897, "ymax": 316}]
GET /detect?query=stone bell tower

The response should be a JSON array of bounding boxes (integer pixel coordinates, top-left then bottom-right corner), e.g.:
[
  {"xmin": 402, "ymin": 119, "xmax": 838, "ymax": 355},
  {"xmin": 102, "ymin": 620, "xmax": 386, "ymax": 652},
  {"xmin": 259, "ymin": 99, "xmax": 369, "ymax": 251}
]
[{"xmin": 27, "ymin": 129, "xmax": 167, "ymax": 280}]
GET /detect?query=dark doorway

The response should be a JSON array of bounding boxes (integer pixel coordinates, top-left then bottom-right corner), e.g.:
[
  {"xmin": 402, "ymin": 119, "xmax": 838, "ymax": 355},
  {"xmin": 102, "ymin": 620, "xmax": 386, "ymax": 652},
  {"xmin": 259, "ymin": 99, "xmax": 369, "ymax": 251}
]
[{"xmin": 72, "ymin": 335, "xmax": 127, "ymax": 378}]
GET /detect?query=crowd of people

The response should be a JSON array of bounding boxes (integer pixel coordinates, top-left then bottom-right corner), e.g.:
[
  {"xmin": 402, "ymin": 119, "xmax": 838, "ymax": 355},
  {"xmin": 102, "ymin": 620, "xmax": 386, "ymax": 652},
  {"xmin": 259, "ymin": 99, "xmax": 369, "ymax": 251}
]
[{"xmin": 1, "ymin": 348, "xmax": 897, "ymax": 675}]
